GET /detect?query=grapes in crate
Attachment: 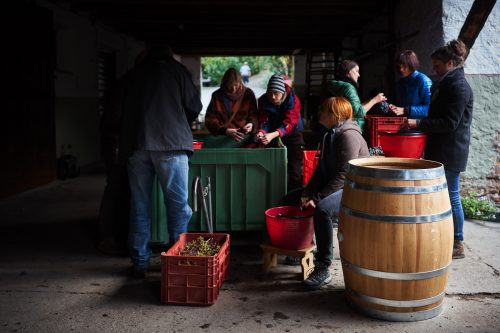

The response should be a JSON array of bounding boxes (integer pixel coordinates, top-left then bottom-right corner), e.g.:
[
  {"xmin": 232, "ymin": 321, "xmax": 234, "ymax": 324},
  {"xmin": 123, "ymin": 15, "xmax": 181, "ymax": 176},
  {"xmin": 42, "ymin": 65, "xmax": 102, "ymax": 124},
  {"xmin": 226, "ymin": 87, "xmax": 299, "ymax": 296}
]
[{"xmin": 179, "ymin": 236, "xmax": 221, "ymax": 256}]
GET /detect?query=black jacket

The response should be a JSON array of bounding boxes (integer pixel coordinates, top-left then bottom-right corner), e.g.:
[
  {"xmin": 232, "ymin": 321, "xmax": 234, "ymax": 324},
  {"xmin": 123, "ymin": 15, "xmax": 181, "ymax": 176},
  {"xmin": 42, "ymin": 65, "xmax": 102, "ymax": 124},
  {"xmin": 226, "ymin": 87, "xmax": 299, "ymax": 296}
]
[
  {"xmin": 304, "ymin": 120, "xmax": 369, "ymax": 202},
  {"xmin": 118, "ymin": 56, "xmax": 202, "ymax": 162},
  {"xmin": 418, "ymin": 68, "xmax": 473, "ymax": 172}
]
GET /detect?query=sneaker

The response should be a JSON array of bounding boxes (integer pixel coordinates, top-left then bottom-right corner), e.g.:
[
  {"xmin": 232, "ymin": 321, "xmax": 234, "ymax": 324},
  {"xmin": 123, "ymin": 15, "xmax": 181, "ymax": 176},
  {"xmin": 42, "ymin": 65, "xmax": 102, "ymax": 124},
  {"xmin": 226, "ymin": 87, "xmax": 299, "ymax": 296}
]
[
  {"xmin": 284, "ymin": 256, "xmax": 301, "ymax": 266},
  {"xmin": 452, "ymin": 240, "xmax": 465, "ymax": 259},
  {"xmin": 303, "ymin": 265, "xmax": 331, "ymax": 290}
]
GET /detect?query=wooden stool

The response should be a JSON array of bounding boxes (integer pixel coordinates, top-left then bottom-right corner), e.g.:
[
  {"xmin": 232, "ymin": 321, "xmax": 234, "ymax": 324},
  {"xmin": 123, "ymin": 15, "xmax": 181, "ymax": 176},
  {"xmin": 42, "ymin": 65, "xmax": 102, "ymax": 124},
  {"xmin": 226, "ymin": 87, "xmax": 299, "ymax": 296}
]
[{"xmin": 260, "ymin": 243, "xmax": 316, "ymax": 280}]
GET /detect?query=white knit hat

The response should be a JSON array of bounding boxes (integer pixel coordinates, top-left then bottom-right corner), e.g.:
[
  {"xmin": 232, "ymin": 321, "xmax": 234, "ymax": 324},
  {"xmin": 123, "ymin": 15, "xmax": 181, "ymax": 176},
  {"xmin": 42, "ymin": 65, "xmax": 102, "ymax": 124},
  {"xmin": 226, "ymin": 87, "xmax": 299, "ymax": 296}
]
[{"xmin": 267, "ymin": 74, "xmax": 286, "ymax": 94}]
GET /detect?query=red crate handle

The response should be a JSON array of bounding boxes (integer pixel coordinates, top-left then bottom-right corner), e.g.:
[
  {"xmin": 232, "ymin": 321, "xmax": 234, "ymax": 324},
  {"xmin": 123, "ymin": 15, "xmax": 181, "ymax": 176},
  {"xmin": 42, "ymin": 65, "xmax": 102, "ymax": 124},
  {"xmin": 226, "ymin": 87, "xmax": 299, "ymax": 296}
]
[{"xmin": 175, "ymin": 259, "xmax": 203, "ymax": 266}]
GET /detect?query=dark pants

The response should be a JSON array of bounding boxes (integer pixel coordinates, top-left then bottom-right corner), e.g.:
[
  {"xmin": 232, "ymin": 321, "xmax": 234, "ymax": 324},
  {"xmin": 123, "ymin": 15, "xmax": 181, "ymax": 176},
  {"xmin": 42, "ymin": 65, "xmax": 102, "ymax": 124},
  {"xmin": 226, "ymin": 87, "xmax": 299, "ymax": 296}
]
[
  {"xmin": 270, "ymin": 133, "xmax": 304, "ymax": 191},
  {"xmin": 284, "ymin": 186, "xmax": 343, "ymax": 267}
]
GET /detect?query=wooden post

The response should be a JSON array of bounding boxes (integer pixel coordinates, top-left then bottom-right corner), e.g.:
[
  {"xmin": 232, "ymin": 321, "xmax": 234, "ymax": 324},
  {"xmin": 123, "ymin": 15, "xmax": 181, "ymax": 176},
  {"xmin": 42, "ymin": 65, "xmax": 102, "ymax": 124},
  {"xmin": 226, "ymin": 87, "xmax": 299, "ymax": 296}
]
[{"xmin": 458, "ymin": 0, "xmax": 497, "ymax": 53}]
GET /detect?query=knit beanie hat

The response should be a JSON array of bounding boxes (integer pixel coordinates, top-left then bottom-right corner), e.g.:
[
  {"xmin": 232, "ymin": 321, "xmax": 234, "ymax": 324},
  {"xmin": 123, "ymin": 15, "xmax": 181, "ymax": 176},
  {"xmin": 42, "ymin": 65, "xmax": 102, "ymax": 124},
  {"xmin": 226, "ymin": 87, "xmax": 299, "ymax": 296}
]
[{"xmin": 267, "ymin": 74, "xmax": 286, "ymax": 94}]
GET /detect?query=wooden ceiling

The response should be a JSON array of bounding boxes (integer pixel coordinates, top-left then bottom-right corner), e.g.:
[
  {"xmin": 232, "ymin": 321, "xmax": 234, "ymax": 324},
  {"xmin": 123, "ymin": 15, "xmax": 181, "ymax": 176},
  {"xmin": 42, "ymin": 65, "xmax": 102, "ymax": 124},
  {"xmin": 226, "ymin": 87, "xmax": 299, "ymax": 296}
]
[{"xmin": 54, "ymin": 0, "xmax": 390, "ymax": 55}]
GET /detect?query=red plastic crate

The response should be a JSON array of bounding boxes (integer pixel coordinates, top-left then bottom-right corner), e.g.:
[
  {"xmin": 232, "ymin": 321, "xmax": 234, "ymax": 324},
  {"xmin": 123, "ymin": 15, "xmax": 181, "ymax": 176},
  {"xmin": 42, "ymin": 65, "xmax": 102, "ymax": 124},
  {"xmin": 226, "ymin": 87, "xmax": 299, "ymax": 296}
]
[
  {"xmin": 303, "ymin": 150, "xmax": 320, "ymax": 185},
  {"xmin": 161, "ymin": 233, "xmax": 230, "ymax": 305},
  {"xmin": 366, "ymin": 116, "xmax": 407, "ymax": 147},
  {"xmin": 193, "ymin": 141, "xmax": 204, "ymax": 150}
]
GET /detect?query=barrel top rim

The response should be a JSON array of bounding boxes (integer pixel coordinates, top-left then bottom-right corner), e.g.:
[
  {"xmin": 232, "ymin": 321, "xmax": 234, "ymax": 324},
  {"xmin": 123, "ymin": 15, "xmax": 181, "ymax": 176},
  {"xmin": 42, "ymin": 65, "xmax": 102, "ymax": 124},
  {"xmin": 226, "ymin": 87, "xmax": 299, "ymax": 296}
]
[{"xmin": 349, "ymin": 157, "xmax": 443, "ymax": 170}]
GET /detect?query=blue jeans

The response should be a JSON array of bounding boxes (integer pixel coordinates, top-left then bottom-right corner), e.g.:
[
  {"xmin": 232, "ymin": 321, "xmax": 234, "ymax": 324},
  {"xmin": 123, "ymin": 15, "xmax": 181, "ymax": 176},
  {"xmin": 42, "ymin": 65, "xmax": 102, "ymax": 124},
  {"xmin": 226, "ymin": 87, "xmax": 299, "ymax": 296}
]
[
  {"xmin": 284, "ymin": 187, "xmax": 343, "ymax": 267},
  {"xmin": 445, "ymin": 170, "xmax": 464, "ymax": 241},
  {"xmin": 127, "ymin": 150, "xmax": 192, "ymax": 269}
]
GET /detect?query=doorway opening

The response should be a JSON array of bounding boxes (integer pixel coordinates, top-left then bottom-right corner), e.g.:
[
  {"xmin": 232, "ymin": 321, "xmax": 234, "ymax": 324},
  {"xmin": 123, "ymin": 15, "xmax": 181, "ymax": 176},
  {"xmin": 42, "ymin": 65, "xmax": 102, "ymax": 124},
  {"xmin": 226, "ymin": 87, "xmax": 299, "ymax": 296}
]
[{"xmin": 198, "ymin": 55, "xmax": 294, "ymax": 127}]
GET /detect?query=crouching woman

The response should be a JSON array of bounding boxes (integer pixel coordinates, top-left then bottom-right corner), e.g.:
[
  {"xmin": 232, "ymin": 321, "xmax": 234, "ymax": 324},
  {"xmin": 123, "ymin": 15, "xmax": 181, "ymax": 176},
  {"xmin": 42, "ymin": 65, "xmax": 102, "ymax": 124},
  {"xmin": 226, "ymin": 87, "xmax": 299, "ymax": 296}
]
[{"xmin": 285, "ymin": 96, "xmax": 370, "ymax": 290}]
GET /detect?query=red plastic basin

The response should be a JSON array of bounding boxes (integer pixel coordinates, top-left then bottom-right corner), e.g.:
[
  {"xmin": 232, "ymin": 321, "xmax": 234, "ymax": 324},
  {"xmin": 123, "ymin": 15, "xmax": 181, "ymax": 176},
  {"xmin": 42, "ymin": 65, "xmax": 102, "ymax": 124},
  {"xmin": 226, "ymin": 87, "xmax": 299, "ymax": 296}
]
[
  {"xmin": 265, "ymin": 206, "xmax": 315, "ymax": 250},
  {"xmin": 379, "ymin": 132, "xmax": 427, "ymax": 158}
]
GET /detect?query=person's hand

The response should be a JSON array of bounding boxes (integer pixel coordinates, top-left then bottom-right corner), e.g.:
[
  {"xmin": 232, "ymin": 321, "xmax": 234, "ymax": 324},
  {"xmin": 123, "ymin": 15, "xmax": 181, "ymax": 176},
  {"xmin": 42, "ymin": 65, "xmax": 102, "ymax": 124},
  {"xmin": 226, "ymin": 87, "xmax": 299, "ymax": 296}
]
[
  {"xmin": 242, "ymin": 123, "xmax": 253, "ymax": 134},
  {"xmin": 373, "ymin": 93, "xmax": 387, "ymax": 104},
  {"xmin": 403, "ymin": 119, "xmax": 418, "ymax": 129},
  {"xmin": 389, "ymin": 104, "xmax": 405, "ymax": 116},
  {"xmin": 258, "ymin": 131, "xmax": 279, "ymax": 145},
  {"xmin": 226, "ymin": 128, "xmax": 245, "ymax": 142},
  {"xmin": 300, "ymin": 197, "xmax": 316, "ymax": 210}
]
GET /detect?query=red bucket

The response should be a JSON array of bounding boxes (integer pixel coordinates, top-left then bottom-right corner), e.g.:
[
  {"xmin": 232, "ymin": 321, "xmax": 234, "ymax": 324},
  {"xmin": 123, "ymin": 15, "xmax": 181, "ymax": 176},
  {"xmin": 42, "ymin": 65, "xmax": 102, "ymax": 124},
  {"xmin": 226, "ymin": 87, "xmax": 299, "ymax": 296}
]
[
  {"xmin": 379, "ymin": 132, "xmax": 427, "ymax": 158},
  {"xmin": 265, "ymin": 206, "xmax": 314, "ymax": 250}
]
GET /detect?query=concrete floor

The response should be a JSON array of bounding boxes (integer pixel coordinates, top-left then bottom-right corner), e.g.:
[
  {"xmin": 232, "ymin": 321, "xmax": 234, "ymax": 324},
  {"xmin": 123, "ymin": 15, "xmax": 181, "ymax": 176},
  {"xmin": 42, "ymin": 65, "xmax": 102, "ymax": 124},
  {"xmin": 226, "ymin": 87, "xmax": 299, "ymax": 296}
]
[{"xmin": 0, "ymin": 171, "xmax": 499, "ymax": 333}]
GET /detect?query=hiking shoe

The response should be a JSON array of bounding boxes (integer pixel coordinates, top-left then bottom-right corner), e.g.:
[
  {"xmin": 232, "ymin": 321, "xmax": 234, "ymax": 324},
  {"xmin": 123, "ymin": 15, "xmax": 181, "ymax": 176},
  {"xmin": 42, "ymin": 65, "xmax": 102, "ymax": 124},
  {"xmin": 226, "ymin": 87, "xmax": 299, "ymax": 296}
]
[
  {"xmin": 284, "ymin": 256, "xmax": 301, "ymax": 266},
  {"xmin": 303, "ymin": 265, "xmax": 331, "ymax": 290},
  {"xmin": 452, "ymin": 240, "xmax": 465, "ymax": 259}
]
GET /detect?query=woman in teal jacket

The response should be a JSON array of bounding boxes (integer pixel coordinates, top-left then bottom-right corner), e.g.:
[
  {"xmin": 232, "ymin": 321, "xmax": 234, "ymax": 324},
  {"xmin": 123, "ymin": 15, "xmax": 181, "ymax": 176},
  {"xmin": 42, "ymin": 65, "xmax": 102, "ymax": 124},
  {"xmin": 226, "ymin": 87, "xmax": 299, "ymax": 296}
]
[{"xmin": 326, "ymin": 60, "xmax": 386, "ymax": 131}]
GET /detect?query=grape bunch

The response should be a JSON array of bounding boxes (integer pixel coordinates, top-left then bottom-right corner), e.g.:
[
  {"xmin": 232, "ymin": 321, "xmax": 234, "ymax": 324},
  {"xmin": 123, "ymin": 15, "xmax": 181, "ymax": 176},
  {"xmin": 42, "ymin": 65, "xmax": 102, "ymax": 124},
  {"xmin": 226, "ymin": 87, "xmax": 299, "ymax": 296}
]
[
  {"xmin": 180, "ymin": 236, "xmax": 221, "ymax": 256},
  {"xmin": 369, "ymin": 146, "xmax": 384, "ymax": 156}
]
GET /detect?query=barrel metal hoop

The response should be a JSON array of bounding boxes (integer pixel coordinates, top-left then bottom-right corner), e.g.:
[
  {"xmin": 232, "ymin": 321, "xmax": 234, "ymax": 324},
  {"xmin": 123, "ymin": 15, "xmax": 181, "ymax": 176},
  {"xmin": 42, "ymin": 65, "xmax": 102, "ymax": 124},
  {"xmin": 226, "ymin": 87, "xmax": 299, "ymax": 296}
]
[
  {"xmin": 347, "ymin": 297, "xmax": 444, "ymax": 322},
  {"xmin": 344, "ymin": 178, "xmax": 448, "ymax": 194},
  {"xmin": 341, "ymin": 258, "xmax": 450, "ymax": 280},
  {"xmin": 341, "ymin": 206, "xmax": 452, "ymax": 224},
  {"xmin": 347, "ymin": 288, "xmax": 445, "ymax": 307},
  {"xmin": 347, "ymin": 164, "xmax": 445, "ymax": 180}
]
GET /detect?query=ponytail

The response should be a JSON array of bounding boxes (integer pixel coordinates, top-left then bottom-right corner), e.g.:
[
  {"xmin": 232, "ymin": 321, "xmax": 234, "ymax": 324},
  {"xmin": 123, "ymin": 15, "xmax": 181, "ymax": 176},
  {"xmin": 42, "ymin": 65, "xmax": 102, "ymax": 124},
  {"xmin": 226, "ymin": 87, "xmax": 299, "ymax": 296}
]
[{"xmin": 431, "ymin": 39, "xmax": 469, "ymax": 67}]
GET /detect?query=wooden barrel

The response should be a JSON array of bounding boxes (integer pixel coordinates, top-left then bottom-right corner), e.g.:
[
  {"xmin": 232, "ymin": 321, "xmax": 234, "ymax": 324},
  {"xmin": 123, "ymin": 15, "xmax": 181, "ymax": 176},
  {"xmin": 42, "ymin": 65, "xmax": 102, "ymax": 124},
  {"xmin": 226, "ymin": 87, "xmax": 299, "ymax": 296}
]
[{"xmin": 338, "ymin": 157, "xmax": 453, "ymax": 321}]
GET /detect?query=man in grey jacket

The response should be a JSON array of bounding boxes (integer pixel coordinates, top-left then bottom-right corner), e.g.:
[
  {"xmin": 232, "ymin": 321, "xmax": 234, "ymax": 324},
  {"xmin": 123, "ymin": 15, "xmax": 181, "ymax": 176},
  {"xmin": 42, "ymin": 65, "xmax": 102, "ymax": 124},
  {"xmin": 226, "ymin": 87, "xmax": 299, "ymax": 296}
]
[{"xmin": 119, "ymin": 46, "xmax": 202, "ymax": 277}]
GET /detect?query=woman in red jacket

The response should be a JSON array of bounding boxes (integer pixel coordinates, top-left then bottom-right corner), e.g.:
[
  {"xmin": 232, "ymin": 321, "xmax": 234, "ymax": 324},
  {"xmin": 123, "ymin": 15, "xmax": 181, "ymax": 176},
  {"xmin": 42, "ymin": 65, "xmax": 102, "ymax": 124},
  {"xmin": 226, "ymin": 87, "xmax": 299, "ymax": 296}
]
[{"xmin": 256, "ymin": 74, "xmax": 304, "ymax": 190}]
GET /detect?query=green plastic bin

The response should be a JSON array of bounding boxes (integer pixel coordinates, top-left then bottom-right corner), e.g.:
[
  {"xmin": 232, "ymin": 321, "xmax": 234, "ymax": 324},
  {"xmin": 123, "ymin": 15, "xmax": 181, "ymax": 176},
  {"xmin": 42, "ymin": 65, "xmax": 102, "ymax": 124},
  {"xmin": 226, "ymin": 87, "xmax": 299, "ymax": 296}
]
[
  {"xmin": 192, "ymin": 133, "xmax": 252, "ymax": 148},
  {"xmin": 151, "ymin": 148, "xmax": 287, "ymax": 243}
]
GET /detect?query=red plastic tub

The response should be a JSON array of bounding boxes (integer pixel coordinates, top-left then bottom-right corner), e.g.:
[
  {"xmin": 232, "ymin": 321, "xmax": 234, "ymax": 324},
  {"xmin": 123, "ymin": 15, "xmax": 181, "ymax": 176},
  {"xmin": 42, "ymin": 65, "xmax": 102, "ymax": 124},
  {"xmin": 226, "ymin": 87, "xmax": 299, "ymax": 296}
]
[
  {"xmin": 265, "ymin": 206, "xmax": 315, "ymax": 250},
  {"xmin": 379, "ymin": 131, "xmax": 427, "ymax": 158}
]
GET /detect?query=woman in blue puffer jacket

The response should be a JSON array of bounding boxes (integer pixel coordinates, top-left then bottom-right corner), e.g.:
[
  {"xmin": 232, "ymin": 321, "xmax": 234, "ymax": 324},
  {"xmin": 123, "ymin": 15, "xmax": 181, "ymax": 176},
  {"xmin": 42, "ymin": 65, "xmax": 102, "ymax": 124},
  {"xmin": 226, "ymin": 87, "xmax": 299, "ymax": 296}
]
[{"xmin": 389, "ymin": 50, "xmax": 432, "ymax": 119}]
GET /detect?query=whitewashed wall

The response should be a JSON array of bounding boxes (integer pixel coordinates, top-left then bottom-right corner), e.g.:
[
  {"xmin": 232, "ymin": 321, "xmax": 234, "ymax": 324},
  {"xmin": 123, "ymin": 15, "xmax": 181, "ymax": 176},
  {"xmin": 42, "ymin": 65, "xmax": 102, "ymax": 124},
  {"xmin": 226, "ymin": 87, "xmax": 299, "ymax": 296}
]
[{"xmin": 443, "ymin": 0, "xmax": 500, "ymax": 74}]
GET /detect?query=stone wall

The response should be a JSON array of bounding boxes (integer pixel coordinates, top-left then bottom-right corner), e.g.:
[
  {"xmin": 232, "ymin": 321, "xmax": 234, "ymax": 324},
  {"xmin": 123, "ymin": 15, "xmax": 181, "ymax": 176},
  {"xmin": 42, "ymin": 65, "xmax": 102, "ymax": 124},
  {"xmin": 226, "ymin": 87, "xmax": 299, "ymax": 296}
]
[{"xmin": 462, "ymin": 75, "xmax": 500, "ymax": 203}]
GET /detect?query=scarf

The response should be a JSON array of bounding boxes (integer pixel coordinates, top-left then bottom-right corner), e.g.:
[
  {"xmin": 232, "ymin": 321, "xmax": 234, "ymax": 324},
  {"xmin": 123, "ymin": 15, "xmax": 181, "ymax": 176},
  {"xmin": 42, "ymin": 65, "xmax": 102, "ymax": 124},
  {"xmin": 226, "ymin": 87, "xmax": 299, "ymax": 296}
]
[{"xmin": 223, "ymin": 85, "xmax": 246, "ymax": 102}]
